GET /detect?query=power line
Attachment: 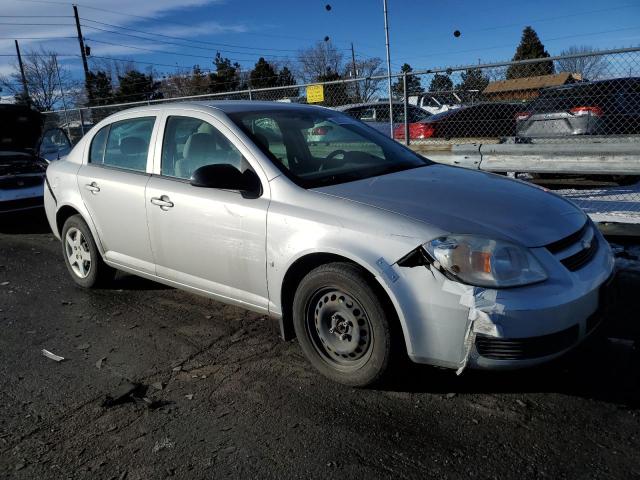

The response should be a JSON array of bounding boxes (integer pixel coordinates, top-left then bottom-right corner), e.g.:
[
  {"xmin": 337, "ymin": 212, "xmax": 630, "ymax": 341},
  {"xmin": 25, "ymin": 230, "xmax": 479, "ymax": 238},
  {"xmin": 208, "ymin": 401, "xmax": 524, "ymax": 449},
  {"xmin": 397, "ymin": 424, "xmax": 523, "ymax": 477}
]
[
  {"xmin": 0, "ymin": 36, "xmax": 76, "ymax": 39},
  {"xmin": 0, "ymin": 15, "xmax": 73, "ymax": 18},
  {"xmin": 394, "ymin": 26, "xmax": 640, "ymax": 65},
  {"xmin": 81, "ymin": 18, "xmax": 301, "ymax": 53},
  {"xmin": 472, "ymin": 4, "xmax": 638, "ymax": 33},
  {"xmin": 80, "ymin": 24, "xmax": 295, "ymax": 60}
]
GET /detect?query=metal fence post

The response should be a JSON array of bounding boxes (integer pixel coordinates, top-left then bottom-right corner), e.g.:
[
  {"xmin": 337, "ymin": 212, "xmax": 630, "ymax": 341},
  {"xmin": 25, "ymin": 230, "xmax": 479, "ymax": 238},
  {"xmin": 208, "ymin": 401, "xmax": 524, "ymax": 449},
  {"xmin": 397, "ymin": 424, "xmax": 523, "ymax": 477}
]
[
  {"xmin": 403, "ymin": 72, "xmax": 409, "ymax": 146},
  {"xmin": 78, "ymin": 108, "xmax": 85, "ymax": 136}
]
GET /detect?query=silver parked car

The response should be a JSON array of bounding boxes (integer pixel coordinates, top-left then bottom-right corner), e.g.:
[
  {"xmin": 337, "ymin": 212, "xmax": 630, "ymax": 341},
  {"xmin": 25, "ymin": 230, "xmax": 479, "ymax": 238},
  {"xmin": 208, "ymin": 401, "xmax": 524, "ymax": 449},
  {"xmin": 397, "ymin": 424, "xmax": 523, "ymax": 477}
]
[{"xmin": 44, "ymin": 101, "xmax": 615, "ymax": 386}]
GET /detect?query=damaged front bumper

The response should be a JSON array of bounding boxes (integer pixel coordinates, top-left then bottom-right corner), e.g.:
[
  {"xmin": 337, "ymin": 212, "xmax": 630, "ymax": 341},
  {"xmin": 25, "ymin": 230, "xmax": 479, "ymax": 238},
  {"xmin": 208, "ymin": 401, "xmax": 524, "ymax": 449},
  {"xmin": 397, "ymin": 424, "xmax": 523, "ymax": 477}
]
[{"xmin": 389, "ymin": 228, "xmax": 616, "ymax": 373}]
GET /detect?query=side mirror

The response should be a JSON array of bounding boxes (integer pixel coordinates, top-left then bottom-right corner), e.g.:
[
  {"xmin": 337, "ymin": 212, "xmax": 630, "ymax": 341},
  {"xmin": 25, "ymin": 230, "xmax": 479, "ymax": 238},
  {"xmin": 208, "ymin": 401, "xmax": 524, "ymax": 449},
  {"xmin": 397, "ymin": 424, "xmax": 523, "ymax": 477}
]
[{"xmin": 190, "ymin": 164, "xmax": 261, "ymax": 198}]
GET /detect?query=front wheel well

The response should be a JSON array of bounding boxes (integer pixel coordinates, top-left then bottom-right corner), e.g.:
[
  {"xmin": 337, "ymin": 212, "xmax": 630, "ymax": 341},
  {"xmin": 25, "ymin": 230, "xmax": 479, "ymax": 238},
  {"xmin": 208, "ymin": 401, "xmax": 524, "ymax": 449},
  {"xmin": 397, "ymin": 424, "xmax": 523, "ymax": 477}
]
[
  {"xmin": 279, "ymin": 253, "xmax": 399, "ymax": 343},
  {"xmin": 55, "ymin": 206, "xmax": 81, "ymax": 236}
]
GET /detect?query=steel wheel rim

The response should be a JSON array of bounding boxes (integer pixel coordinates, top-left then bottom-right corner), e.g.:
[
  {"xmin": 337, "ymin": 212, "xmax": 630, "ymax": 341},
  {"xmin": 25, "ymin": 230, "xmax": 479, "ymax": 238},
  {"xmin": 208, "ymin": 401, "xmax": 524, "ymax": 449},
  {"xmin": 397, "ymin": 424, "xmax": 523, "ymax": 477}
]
[
  {"xmin": 306, "ymin": 287, "xmax": 374, "ymax": 371},
  {"xmin": 65, "ymin": 227, "xmax": 91, "ymax": 279}
]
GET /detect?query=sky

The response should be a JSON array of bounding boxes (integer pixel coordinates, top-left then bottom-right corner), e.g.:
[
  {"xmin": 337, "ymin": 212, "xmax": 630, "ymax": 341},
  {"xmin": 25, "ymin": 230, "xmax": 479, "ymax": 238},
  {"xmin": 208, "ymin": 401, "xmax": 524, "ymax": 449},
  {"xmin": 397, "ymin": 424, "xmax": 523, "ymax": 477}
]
[{"xmin": 1, "ymin": 0, "xmax": 639, "ymax": 86}]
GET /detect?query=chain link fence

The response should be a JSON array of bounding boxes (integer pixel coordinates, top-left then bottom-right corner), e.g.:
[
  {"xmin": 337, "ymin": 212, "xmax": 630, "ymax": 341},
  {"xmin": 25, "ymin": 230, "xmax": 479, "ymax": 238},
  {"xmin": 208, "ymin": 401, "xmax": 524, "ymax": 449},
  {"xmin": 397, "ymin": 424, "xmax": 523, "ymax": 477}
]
[{"xmin": 42, "ymin": 47, "xmax": 640, "ymax": 224}]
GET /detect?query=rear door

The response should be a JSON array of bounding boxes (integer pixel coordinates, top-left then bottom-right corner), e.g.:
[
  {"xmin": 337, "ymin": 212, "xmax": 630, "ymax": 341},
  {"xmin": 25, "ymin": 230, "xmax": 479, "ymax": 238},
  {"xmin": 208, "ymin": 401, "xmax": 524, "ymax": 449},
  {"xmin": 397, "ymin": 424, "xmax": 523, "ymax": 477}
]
[{"xmin": 78, "ymin": 115, "xmax": 158, "ymax": 274}]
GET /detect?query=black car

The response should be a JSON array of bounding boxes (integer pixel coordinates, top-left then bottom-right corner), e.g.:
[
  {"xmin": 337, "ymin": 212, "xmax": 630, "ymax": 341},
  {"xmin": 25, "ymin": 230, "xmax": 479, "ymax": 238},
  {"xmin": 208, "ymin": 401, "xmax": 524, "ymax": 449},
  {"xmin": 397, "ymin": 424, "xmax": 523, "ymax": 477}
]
[
  {"xmin": 414, "ymin": 102, "xmax": 523, "ymax": 140},
  {"xmin": 516, "ymin": 77, "xmax": 640, "ymax": 138},
  {"xmin": 0, "ymin": 105, "xmax": 70, "ymax": 214}
]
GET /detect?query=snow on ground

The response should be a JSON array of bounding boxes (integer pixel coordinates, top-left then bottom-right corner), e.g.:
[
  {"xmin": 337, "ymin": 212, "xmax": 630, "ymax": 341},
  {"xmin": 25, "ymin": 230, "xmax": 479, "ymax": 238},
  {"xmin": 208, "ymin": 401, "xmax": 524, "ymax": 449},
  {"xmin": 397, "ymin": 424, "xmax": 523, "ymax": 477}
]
[{"xmin": 554, "ymin": 181, "xmax": 640, "ymax": 224}]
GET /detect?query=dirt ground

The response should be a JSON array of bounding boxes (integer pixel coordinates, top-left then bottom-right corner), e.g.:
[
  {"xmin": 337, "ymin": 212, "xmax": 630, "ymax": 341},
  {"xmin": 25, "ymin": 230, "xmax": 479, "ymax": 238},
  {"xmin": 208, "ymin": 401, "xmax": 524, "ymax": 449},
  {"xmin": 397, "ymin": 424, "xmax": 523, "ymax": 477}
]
[{"xmin": 1, "ymin": 211, "xmax": 639, "ymax": 479}]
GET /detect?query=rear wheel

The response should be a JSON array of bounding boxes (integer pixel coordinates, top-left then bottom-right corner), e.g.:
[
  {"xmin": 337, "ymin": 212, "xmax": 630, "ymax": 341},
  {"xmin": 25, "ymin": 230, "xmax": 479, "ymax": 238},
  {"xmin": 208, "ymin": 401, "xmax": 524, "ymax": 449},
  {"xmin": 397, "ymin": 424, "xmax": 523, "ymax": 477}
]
[
  {"xmin": 61, "ymin": 215, "xmax": 115, "ymax": 288},
  {"xmin": 292, "ymin": 262, "xmax": 397, "ymax": 387}
]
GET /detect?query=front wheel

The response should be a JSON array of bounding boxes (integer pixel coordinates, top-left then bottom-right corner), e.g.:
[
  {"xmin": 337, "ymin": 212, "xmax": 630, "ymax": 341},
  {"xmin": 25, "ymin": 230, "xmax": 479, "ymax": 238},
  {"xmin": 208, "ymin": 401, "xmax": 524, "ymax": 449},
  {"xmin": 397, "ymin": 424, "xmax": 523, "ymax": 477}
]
[
  {"xmin": 61, "ymin": 214, "xmax": 115, "ymax": 288},
  {"xmin": 292, "ymin": 263, "xmax": 398, "ymax": 387}
]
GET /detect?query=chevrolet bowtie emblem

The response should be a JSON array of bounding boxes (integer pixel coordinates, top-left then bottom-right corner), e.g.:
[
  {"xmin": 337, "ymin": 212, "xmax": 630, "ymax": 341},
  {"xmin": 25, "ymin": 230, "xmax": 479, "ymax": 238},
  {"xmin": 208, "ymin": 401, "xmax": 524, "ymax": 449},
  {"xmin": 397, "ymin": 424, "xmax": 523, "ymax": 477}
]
[{"xmin": 582, "ymin": 239, "xmax": 591, "ymax": 249}]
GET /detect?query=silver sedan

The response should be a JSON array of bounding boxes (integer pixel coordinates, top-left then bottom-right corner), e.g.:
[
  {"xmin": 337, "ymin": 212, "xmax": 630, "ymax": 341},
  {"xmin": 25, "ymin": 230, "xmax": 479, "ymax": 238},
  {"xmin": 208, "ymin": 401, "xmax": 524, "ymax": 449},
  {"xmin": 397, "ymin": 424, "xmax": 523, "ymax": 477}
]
[{"xmin": 44, "ymin": 101, "xmax": 615, "ymax": 386}]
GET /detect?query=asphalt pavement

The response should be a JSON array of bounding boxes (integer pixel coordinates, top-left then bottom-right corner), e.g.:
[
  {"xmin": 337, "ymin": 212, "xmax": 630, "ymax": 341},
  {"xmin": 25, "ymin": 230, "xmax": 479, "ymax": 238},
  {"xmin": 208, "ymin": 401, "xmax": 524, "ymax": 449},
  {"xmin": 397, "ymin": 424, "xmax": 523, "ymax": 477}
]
[{"xmin": 1, "ymin": 210, "xmax": 639, "ymax": 479}]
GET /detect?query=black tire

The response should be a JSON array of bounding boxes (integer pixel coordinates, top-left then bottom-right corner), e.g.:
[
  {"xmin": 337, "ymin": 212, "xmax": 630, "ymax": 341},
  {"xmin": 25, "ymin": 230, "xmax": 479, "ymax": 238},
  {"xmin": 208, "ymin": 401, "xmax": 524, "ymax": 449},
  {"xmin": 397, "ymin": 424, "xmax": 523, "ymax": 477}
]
[
  {"xmin": 292, "ymin": 262, "xmax": 399, "ymax": 387},
  {"xmin": 61, "ymin": 214, "xmax": 115, "ymax": 288}
]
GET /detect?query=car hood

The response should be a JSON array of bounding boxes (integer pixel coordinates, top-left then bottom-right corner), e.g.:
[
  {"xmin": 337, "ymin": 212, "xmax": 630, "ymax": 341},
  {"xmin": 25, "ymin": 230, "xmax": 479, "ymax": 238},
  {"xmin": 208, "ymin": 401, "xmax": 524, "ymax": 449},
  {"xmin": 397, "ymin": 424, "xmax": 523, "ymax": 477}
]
[
  {"xmin": 0, "ymin": 104, "xmax": 43, "ymax": 152},
  {"xmin": 314, "ymin": 165, "xmax": 586, "ymax": 248}
]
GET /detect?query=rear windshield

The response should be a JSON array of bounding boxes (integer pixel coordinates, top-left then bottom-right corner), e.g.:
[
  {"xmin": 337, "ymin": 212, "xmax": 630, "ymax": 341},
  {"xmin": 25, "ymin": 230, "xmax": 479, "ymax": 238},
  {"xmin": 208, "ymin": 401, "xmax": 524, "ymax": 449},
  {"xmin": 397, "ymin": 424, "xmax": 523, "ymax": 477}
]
[{"xmin": 530, "ymin": 84, "xmax": 609, "ymax": 112}]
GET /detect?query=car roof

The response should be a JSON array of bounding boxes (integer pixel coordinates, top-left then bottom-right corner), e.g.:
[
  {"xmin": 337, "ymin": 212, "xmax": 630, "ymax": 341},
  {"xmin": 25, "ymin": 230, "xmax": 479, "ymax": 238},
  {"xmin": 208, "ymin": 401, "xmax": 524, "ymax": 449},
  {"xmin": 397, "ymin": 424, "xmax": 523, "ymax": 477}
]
[
  {"xmin": 109, "ymin": 100, "xmax": 334, "ymax": 117},
  {"xmin": 334, "ymin": 101, "xmax": 409, "ymax": 111},
  {"xmin": 540, "ymin": 76, "xmax": 640, "ymax": 94}
]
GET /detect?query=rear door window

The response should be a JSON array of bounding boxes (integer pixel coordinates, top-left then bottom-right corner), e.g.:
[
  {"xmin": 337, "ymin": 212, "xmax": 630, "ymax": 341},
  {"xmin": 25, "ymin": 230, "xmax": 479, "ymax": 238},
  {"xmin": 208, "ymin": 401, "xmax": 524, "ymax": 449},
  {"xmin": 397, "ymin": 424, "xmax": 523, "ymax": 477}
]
[{"xmin": 92, "ymin": 117, "xmax": 155, "ymax": 172}]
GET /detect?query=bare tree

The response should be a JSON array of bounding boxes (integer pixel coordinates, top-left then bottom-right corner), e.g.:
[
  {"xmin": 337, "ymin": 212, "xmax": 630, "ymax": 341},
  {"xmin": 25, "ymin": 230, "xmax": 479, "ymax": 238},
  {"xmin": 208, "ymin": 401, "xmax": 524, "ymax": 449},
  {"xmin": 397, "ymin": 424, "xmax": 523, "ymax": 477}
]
[
  {"xmin": 0, "ymin": 47, "xmax": 75, "ymax": 111},
  {"xmin": 350, "ymin": 57, "xmax": 385, "ymax": 102},
  {"xmin": 297, "ymin": 41, "xmax": 344, "ymax": 82},
  {"xmin": 160, "ymin": 66, "xmax": 210, "ymax": 98},
  {"xmin": 556, "ymin": 46, "xmax": 609, "ymax": 80}
]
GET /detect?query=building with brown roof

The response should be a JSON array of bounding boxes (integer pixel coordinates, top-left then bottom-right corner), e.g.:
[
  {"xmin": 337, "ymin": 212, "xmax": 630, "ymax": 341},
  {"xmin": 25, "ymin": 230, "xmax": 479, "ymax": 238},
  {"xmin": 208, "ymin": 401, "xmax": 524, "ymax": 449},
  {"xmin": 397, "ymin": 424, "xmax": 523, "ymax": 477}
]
[{"xmin": 483, "ymin": 72, "xmax": 582, "ymax": 101}]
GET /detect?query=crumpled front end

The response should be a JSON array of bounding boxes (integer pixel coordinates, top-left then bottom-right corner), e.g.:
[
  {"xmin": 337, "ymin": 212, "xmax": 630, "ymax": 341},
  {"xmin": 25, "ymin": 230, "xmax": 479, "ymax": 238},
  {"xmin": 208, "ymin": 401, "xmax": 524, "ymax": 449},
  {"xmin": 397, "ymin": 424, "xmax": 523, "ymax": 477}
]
[{"xmin": 389, "ymin": 222, "xmax": 615, "ymax": 373}]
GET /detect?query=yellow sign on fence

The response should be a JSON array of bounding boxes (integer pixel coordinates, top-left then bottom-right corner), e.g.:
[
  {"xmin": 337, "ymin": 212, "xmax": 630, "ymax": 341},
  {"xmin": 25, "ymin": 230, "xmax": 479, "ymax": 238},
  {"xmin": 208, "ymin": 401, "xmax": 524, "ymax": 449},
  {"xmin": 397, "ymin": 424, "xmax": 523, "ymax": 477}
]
[{"xmin": 306, "ymin": 84, "xmax": 324, "ymax": 103}]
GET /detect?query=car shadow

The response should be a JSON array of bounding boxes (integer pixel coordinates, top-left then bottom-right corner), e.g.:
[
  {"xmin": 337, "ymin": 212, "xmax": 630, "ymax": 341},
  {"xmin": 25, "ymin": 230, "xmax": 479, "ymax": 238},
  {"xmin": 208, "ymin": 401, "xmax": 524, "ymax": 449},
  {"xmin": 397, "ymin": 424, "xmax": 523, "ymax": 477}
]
[
  {"xmin": 0, "ymin": 209, "xmax": 52, "ymax": 234},
  {"xmin": 382, "ymin": 271, "xmax": 640, "ymax": 408},
  {"xmin": 385, "ymin": 332, "xmax": 639, "ymax": 408},
  {"xmin": 102, "ymin": 271, "xmax": 172, "ymax": 291}
]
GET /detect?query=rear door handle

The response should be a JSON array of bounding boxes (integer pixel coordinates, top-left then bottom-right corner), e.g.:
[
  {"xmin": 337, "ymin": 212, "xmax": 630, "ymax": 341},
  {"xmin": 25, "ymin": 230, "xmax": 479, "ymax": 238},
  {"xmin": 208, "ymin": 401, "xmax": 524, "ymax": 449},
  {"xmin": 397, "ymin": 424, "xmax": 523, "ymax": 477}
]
[
  {"xmin": 85, "ymin": 182, "xmax": 100, "ymax": 194},
  {"xmin": 150, "ymin": 195, "xmax": 174, "ymax": 210}
]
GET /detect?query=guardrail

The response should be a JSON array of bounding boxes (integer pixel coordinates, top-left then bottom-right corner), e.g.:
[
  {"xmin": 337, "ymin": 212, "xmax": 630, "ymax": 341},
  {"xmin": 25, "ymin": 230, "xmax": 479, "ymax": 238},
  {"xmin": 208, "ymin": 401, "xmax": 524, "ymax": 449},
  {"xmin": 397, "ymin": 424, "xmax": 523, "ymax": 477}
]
[{"xmin": 411, "ymin": 140, "xmax": 640, "ymax": 175}]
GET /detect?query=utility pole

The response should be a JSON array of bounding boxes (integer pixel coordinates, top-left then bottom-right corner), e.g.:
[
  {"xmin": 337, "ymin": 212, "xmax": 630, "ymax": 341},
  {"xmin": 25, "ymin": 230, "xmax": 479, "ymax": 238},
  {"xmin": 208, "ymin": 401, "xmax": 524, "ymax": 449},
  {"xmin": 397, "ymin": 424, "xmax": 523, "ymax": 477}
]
[
  {"xmin": 351, "ymin": 43, "xmax": 360, "ymax": 102},
  {"xmin": 15, "ymin": 40, "xmax": 30, "ymax": 105},
  {"xmin": 73, "ymin": 5, "xmax": 90, "ymax": 85},
  {"xmin": 382, "ymin": 0, "xmax": 393, "ymax": 138},
  {"xmin": 54, "ymin": 55, "xmax": 71, "ymax": 139}
]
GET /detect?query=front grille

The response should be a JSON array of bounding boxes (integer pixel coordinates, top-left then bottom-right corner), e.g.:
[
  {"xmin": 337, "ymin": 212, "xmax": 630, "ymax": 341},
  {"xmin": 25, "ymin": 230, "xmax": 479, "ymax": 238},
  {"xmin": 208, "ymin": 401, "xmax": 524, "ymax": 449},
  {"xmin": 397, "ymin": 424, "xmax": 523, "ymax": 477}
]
[
  {"xmin": 545, "ymin": 221, "xmax": 588, "ymax": 254},
  {"xmin": 545, "ymin": 222, "xmax": 599, "ymax": 271},
  {"xmin": 475, "ymin": 324, "xmax": 579, "ymax": 360},
  {"xmin": 0, "ymin": 195, "xmax": 44, "ymax": 213},
  {"xmin": 0, "ymin": 175, "xmax": 43, "ymax": 189},
  {"xmin": 560, "ymin": 235, "xmax": 598, "ymax": 271}
]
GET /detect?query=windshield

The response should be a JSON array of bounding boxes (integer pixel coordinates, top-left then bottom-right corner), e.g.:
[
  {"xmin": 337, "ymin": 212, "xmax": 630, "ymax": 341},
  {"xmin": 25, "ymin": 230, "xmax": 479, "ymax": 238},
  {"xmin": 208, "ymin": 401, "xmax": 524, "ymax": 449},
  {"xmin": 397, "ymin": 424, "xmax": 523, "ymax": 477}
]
[{"xmin": 229, "ymin": 107, "xmax": 430, "ymax": 188}]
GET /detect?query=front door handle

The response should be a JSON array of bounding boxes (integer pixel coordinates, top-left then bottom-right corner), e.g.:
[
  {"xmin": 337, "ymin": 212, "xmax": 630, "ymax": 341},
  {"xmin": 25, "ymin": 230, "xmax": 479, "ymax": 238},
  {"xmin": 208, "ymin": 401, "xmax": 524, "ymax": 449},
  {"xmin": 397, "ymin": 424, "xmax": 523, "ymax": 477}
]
[
  {"xmin": 85, "ymin": 182, "xmax": 100, "ymax": 194},
  {"xmin": 150, "ymin": 195, "xmax": 174, "ymax": 210}
]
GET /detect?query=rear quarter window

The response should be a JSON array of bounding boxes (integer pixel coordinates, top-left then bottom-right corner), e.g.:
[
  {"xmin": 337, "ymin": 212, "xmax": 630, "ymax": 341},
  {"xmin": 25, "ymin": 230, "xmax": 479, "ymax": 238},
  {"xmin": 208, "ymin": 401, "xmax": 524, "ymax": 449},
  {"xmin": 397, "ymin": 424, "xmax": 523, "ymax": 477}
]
[{"xmin": 89, "ymin": 125, "xmax": 109, "ymax": 164}]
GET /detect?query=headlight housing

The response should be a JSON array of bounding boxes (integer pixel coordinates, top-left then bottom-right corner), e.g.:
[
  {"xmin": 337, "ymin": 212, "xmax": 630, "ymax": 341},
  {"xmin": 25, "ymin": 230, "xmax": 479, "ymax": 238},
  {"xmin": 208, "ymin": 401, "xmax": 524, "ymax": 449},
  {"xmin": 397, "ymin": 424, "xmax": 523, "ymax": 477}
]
[{"xmin": 424, "ymin": 235, "xmax": 547, "ymax": 288}]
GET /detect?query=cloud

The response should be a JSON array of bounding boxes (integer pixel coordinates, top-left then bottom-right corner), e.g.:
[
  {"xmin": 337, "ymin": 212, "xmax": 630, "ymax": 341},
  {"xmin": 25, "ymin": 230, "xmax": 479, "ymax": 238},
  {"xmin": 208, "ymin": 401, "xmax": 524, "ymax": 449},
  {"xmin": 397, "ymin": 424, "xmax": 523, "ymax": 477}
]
[{"xmin": 0, "ymin": 0, "xmax": 244, "ymax": 76}]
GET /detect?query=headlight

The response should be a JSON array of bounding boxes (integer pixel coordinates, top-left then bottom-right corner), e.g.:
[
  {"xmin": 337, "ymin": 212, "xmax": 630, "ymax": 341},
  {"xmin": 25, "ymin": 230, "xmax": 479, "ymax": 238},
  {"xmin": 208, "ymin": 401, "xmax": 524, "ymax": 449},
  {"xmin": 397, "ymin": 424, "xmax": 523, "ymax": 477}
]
[{"xmin": 424, "ymin": 235, "xmax": 547, "ymax": 288}]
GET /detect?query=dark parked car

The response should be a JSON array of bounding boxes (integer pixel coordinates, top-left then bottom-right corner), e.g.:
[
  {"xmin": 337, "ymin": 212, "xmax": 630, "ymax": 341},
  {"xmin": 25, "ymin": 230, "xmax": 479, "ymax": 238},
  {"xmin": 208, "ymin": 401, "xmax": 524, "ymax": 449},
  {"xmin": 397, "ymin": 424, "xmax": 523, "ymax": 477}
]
[
  {"xmin": 516, "ymin": 77, "xmax": 640, "ymax": 138},
  {"xmin": 335, "ymin": 101, "xmax": 431, "ymax": 138},
  {"xmin": 1, "ymin": 104, "xmax": 71, "ymax": 214},
  {"xmin": 395, "ymin": 102, "xmax": 523, "ymax": 140}
]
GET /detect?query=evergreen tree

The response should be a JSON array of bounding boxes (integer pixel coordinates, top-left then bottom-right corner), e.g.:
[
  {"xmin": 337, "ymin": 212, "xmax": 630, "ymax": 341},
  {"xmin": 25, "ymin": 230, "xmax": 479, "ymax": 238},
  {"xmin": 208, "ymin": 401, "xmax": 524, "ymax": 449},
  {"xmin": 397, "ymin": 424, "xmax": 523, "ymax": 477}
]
[
  {"xmin": 316, "ymin": 70, "xmax": 348, "ymax": 106},
  {"xmin": 209, "ymin": 52, "xmax": 241, "ymax": 93},
  {"xmin": 190, "ymin": 65, "xmax": 209, "ymax": 95},
  {"xmin": 277, "ymin": 66, "xmax": 299, "ymax": 98},
  {"xmin": 115, "ymin": 70, "xmax": 162, "ymax": 103},
  {"xmin": 428, "ymin": 73, "xmax": 453, "ymax": 93},
  {"xmin": 456, "ymin": 68, "xmax": 490, "ymax": 102},
  {"xmin": 250, "ymin": 57, "xmax": 279, "ymax": 90},
  {"xmin": 391, "ymin": 63, "xmax": 423, "ymax": 98},
  {"xmin": 506, "ymin": 26, "xmax": 554, "ymax": 79},
  {"xmin": 86, "ymin": 70, "xmax": 114, "ymax": 106}
]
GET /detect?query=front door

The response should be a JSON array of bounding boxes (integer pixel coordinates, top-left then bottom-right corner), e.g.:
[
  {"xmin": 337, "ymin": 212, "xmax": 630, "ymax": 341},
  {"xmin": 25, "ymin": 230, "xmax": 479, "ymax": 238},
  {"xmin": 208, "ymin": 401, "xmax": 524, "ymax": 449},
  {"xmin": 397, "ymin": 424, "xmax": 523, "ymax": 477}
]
[
  {"xmin": 145, "ymin": 114, "xmax": 269, "ymax": 311},
  {"xmin": 78, "ymin": 115, "xmax": 157, "ymax": 274}
]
